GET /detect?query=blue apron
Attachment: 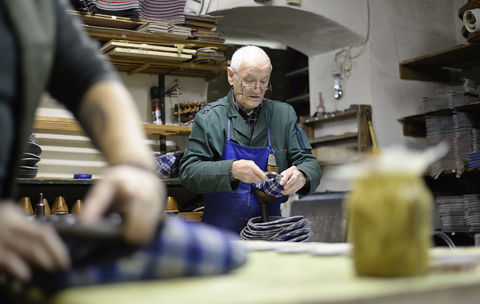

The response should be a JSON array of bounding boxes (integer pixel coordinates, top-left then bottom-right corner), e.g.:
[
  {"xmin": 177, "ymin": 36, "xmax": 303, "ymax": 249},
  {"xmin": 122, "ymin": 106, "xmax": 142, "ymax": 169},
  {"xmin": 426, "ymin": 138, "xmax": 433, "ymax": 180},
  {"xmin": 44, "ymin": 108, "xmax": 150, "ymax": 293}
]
[{"xmin": 202, "ymin": 109, "xmax": 283, "ymax": 234}]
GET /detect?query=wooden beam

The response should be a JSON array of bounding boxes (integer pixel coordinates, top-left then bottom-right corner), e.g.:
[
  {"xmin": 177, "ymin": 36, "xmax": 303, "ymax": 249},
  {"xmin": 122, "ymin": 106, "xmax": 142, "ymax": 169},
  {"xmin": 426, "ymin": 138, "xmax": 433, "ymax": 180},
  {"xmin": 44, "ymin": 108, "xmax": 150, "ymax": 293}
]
[
  {"xmin": 128, "ymin": 63, "xmax": 151, "ymax": 76},
  {"xmin": 33, "ymin": 116, "xmax": 191, "ymax": 136}
]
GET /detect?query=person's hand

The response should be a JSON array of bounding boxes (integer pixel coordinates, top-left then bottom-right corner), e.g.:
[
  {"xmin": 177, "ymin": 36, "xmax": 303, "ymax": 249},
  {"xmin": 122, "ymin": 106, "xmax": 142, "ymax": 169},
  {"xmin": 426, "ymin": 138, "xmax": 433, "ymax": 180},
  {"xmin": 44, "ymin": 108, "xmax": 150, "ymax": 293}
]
[
  {"xmin": 232, "ymin": 160, "xmax": 269, "ymax": 184},
  {"xmin": 0, "ymin": 203, "xmax": 70, "ymax": 282},
  {"xmin": 279, "ymin": 166, "xmax": 307, "ymax": 196},
  {"xmin": 81, "ymin": 165, "xmax": 166, "ymax": 245}
]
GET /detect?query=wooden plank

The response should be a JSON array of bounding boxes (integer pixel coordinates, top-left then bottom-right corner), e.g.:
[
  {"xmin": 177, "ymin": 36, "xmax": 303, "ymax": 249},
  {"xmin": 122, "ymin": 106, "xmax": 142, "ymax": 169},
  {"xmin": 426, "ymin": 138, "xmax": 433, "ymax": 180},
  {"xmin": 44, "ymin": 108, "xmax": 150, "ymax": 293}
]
[
  {"xmin": 84, "ymin": 25, "xmax": 230, "ymax": 50},
  {"xmin": 70, "ymin": 10, "xmax": 145, "ymax": 30},
  {"xmin": 128, "ymin": 63, "xmax": 150, "ymax": 76},
  {"xmin": 107, "ymin": 48, "xmax": 192, "ymax": 61},
  {"xmin": 399, "ymin": 43, "xmax": 480, "ymax": 81},
  {"xmin": 108, "ymin": 57, "xmax": 228, "ymax": 72},
  {"xmin": 356, "ymin": 105, "xmax": 372, "ymax": 152},
  {"xmin": 301, "ymin": 109, "xmax": 358, "ymax": 125},
  {"xmin": 101, "ymin": 40, "xmax": 197, "ymax": 54},
  {"xmin": 33, "ymin": 116, "xmax": 191, "ymax": 136},
  {"xmin": 403, "ymin": 120, "xmax": 426, "ymax": 137},
  {"xmin": 16, "ymin": 177, "xmax": 183, "ymax": 186},
  {"xmin": 399, "ymin": 65, "xmax": 449, "ymax": 82},
  {"xmin": 309, "ymin": 132, "xmax": 358, "ymax": 145}
]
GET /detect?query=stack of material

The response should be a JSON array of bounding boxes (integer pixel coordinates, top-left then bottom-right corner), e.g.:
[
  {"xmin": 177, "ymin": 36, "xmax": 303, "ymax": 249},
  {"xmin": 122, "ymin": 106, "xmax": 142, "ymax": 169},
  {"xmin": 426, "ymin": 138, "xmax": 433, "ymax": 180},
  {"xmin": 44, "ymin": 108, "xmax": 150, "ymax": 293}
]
[
  {"xmin": 139, "ymin": 0, "xmax": 186, "ymax": 25},
  {"xmin": 101, "ymin": 40, "xmax": 195, "ymax": 62},
  {"xmin": 240, "ymin": 216, "xmax": 310, "ymax": 242},
  {"xmin": 190, "ymin": 29, "xmax": 225, "ymax": 43},
  {"xmin": 189, "ymin": 47, "xmax": 226, "ymax": 65},
  {"xmin": 136, "ymin": 22, "xmax": 191, "ymax": 39},
  {"xmin": 183, "ymin": 14, "xmax": 222, "ymax": 30},
  {"xmin": 436, "ymin": 196, "xmax": 468, "ymax": 233},
  {"xmin": 17, "ymin": 134, "xmax": 42, "ymax": 178},
  {"xmin": 85, "ymin": 0, "xmax": 140, "ymax": 18},
  {"xmin": 436, "ymin": 78, "xmax": 479, "ymax": 109},
  {"xmin": 465, "ymin": 194, "xmax": 480, "ymax": 232},
  {"xmin": 423, "ymin": 96, "xmax": 449, "ymax": 113},
  {"xmin": 425, "ymin": 116, "xmax": 456, "ymax": 178},
  {"xmin": 453, "ymin": 111, "xmax": 479, "ymax": 176}
]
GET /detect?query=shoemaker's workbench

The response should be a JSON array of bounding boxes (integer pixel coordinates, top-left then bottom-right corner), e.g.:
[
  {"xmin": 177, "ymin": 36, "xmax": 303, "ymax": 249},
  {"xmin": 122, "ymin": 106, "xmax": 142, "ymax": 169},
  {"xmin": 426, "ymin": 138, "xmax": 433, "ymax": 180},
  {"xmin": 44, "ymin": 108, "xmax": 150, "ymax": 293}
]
[{"xmin": 51, "ymin": 243, "xmax": 480, "ymax": 304}]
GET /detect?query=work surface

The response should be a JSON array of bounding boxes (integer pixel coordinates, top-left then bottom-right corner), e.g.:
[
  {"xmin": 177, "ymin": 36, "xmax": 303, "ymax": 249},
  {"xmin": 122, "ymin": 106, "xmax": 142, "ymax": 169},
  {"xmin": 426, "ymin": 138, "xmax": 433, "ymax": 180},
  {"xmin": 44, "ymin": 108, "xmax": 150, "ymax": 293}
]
[{"xmin": 52, "ymin": 242, "xmax": 480, "ymax": 304}]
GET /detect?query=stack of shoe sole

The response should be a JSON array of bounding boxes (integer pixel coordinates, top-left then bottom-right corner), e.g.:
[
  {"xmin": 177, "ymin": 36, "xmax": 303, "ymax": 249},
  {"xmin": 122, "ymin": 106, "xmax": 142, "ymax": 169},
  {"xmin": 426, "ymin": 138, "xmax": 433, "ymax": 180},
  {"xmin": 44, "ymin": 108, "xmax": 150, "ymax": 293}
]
[{"xmin": 17, "ymin": 133, "xmax": 42, "ymax": 178}]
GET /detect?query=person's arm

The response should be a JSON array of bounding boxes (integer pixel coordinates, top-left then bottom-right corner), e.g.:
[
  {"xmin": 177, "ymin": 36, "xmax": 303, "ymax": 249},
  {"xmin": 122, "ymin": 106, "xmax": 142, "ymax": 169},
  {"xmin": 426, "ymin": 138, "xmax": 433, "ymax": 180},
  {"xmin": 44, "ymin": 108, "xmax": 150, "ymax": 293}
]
[
  {"xmin": 280, "ymin": 106, "xmax": 321, "ymax": 195},
  {"xmin": 77, "ymin": 81, "xmax": 165, "ymax": 245},
  {"xmin": 47, "ymin": 2, "xmax": 165, "ymax": 245}
]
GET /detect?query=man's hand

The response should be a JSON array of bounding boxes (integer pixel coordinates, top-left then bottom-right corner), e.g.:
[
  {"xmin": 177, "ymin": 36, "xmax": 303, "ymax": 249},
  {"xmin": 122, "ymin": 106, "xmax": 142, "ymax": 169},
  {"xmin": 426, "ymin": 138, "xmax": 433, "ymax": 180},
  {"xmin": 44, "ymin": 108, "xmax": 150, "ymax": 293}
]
[
  {"xmin": 232, "ymin": 160, "xmax": 269, "ymax": 184},
  {"xmin": 0, "ymin": 203, "xmax": 70, "ymax": 282},
  {"xmin": 279, "ymin": 166, "xmax": 307, "ymax": 196},
  {"xmin": 81, "ymin": 165, "xmax": 166, "ymax": 245}
]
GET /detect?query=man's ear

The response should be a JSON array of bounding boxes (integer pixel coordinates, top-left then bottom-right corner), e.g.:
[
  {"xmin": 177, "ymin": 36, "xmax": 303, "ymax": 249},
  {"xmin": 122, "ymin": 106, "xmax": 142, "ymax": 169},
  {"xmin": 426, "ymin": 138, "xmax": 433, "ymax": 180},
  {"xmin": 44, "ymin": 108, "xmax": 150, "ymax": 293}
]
[{"xmin": 227, "ymin": 67, "xmax": 235, "ymax": 85}]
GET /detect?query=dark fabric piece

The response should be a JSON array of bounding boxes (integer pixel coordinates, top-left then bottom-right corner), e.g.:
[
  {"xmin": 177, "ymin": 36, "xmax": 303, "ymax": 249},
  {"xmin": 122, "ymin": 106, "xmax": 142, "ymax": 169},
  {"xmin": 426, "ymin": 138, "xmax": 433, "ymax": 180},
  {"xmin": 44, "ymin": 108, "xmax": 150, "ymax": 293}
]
[{"xmin": 0, "ymin": 2, "xmax": 17, "ymax": 197}]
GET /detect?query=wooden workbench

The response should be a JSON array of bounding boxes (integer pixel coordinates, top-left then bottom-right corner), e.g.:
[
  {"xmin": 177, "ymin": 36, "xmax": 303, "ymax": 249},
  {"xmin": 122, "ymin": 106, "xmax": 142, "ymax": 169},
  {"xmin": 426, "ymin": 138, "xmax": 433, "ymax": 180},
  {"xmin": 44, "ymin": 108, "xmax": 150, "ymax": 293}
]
[{"xmin": 51, "ymin": 244, "xmax": 480, "ymax": 304}]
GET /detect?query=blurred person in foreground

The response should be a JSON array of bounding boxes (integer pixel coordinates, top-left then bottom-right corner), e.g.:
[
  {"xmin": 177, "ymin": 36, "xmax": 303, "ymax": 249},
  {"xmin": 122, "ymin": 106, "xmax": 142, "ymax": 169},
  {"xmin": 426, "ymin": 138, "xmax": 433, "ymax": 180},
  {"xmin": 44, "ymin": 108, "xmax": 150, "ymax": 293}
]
[{"xmin": 0, "ymin": 0, "xmax": 244, "ymax": 288}]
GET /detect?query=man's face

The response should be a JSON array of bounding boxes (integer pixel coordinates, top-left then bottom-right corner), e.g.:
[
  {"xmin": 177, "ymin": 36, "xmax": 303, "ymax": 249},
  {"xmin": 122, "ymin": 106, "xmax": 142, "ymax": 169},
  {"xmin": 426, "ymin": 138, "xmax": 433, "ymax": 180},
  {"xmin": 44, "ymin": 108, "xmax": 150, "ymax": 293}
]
[{"xmin": 228, "ymin": 60, "xmax": 271, "ymax": 112}]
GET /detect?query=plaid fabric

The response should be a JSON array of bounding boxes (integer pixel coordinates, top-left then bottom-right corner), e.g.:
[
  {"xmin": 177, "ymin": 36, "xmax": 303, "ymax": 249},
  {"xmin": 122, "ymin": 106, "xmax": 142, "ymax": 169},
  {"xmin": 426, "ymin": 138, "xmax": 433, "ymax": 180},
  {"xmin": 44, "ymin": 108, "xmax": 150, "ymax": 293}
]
[
  {"xmin": 32, "ymin": 217, "xmax": 247, "ymax": 291},
  {"xmin": 253, "ymin": 175, "xmax": 284, "ymax": 198},
  {"xmin": 154, "ymin": 152, "xmax": 183, "ymax": 179},
  {"xmin": 232, "ymin": 92, "xmax": 261, "ymax": 134}
]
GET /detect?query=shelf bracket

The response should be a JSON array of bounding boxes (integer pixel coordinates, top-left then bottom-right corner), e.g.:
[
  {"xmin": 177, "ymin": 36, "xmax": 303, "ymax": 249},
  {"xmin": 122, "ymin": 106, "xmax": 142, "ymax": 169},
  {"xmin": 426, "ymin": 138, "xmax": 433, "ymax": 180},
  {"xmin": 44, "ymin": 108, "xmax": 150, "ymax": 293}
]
[{"xmin": 128, "ymin": 63, "xmax": 150, "ymax": 76}]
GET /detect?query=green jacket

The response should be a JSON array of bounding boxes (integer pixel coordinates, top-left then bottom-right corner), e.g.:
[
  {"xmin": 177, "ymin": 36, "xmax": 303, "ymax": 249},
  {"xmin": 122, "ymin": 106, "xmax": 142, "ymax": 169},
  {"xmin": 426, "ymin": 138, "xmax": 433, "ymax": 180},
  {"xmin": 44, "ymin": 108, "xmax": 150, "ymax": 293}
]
[
  {"xmin": 179, "ymin": 91, "xmax": 321, "ymax": 195},
  {"xmin": 1, "ymin": 0, "xmax": 116, "ymax": 198}
]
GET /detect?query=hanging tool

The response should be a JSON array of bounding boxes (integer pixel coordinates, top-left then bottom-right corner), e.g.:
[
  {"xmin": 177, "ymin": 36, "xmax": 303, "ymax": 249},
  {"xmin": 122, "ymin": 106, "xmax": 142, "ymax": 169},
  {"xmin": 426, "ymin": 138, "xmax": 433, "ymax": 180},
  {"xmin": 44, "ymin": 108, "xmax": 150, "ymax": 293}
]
[
  {"xmin": 314, "ymin": 92, "xmax": 325, "ymax": 117},
  {"xmin": 365, "ymin": 109, "xmax": 378, "ymax": 155}
]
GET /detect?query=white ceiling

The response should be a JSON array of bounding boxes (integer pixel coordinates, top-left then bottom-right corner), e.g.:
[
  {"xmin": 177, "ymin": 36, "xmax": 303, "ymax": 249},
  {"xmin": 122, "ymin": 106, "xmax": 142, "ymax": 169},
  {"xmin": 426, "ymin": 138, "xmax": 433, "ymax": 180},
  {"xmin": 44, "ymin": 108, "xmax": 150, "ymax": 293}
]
[{"xmin": 208, "ymin": 6, "xmax": 365, "ymax": 56}]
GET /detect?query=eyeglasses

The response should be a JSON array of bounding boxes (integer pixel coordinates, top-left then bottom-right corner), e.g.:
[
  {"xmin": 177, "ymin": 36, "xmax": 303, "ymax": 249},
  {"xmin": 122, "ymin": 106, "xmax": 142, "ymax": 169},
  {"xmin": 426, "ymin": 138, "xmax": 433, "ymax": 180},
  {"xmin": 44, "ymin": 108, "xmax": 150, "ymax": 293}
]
[{"xmin": 233, "ymin": 70, "xmax": 272, "ymax": 93}]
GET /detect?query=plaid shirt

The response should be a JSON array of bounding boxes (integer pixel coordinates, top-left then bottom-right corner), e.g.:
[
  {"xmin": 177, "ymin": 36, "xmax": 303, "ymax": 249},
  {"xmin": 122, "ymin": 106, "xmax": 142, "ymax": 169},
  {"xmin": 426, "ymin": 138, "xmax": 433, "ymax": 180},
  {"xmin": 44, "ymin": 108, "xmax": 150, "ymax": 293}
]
[
  {"xmin": 232, "ymin": 92, "xmax": 261, "ymax": 134},
  {"xmin": 154, "ymin": 151, "xmax": 183, "ymax": 179},
  {"xmin": 30, "ymin": 217, "xmax": 247, "ymax": 292}
]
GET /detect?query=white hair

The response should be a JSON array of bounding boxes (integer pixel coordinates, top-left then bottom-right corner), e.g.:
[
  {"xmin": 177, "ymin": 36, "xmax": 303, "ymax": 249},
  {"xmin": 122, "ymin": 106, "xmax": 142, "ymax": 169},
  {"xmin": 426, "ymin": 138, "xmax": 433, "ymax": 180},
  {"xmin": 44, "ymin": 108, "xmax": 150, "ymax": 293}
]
[{"xmin": 230, "ymin": 45, "xmax": 272, "ymax": 73}]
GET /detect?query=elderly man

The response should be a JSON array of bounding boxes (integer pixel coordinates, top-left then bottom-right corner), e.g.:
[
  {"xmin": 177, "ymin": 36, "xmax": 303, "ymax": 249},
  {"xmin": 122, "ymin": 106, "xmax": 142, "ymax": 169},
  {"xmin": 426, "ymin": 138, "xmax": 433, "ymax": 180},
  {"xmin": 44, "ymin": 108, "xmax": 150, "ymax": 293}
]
[{"xmin": 180, "ymin": 45, "xmax": 321, "ymax": 234}]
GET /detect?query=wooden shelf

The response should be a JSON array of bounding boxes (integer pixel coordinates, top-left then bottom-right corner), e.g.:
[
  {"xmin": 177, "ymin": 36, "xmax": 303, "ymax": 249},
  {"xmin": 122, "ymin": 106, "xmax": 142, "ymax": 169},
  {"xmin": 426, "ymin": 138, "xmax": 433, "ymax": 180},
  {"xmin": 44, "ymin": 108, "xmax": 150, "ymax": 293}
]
[
  {"xmin": 399, "ymin": 43, "xmax": 480, "ymax": 82},
  {"xmin": 301, "ymin": 109, "xmax": 358, "ymax": 124},
  {"xmin": 300, "ymin": 105, "xmax": 372, "ymax": 152},
  {"xmin": 33, "ymin": 116, "xmax": 192, "ymax": 136},
  {"xmin": 83, "ymin": 25, "xmax": 229, "ymax": 50},
  {"xmin": 285, "ymin": 93, "xmax": 309, "ymax": 104},
  {"xmin": 16, "ymin": 178, "xmax": 183, "ymax": 186},
  {"xmin": 398, "ymin": 102, "xmax": 480, "ymax": 137},
  {"xmin": 309, "ymin": 132, "xmax": 358, "ymax": 145},
  {"xmin": 71, "ymin": 10, "xmax": 145, "ymax": 30},
  {"xmin": 70, "ymin": 11, "xmax": 230, "ymax": 79}
]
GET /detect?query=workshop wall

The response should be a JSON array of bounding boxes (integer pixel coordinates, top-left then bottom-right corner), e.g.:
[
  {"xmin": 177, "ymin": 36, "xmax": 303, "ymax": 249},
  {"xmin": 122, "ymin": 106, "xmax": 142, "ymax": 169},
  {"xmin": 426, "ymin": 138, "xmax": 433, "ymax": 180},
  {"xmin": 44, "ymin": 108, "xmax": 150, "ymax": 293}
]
[{"xmin": 309, "ymin": 0, "xmax": 461, "ymax": 192}]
